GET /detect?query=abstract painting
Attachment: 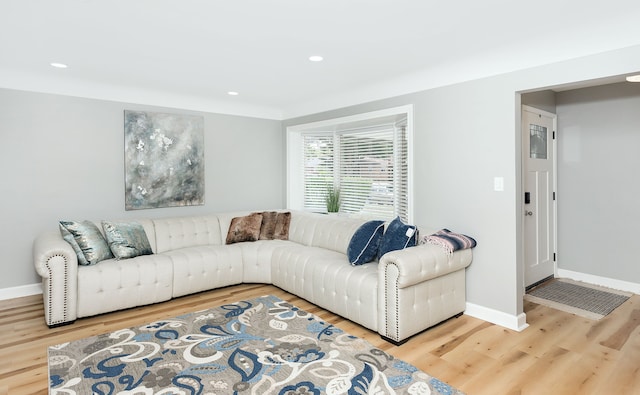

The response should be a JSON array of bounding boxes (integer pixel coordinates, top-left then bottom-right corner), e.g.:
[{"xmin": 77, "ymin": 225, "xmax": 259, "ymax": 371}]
[{"xmin": 124, "ymin": 110, "xmax": 204, "ymax": 210}]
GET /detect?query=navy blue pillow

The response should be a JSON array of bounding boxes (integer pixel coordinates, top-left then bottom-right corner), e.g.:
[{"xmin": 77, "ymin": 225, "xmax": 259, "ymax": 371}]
[
  {"xmin": 347, "ymin": 220, "xmax": 385, "ymax": 265},
  {"xmin": 377, "ymin": 217, "xmax": 418, "ymax": 260}
]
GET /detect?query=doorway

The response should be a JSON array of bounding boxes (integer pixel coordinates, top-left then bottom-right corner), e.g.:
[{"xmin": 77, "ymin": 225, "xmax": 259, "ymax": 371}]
[{"xmin": 522, "ymin": 105, "xmax": 557, "ymax": 288}]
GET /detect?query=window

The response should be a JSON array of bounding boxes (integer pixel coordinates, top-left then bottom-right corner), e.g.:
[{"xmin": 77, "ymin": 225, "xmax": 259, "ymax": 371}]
[
  {"xmin": 287, "ymin": 106, "xmax": 412, "ymax": 222},
  {"xmin": 303, "ymin": 134, "xmax": 334, "ymax": 210}
]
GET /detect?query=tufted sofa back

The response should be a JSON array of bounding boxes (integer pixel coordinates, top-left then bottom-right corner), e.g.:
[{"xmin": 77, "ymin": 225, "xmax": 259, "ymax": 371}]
[
  {"xmin": 288, "ymin": 212, "xmax": 366, "ymax": 255},
  {"xmin": 148, "ymin": 211, "xmax": 366, "ymax": 255},
  {"xmin": 153, "ymin": 215, "xmax": 223, "ymax": 253}
]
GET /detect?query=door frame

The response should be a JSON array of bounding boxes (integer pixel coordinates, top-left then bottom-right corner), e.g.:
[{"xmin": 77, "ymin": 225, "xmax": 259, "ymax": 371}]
[{"xmin": 521, "ymin": 104, "xmax": 558, "ymax": 288}]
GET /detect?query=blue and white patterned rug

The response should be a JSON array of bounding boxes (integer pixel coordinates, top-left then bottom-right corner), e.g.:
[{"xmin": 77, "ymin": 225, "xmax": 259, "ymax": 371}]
[{"xmin": 48, "ymin": 295, "xmax": 464, "ymax": 394}]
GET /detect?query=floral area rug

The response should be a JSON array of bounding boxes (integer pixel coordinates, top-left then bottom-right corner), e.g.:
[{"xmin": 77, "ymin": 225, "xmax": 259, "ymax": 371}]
[{"xmin": 49, "ymin": 295, "xmax": 464, "ymax": 394}]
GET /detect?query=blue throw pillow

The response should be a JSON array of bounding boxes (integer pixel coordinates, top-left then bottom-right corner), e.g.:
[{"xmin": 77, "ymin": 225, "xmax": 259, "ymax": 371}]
[
  {"xmin": 377, "ymin": 217, "xmax": 418, "ymax": 260},
  {"xmin": 347, "ymin": 220, "xmax": 385, "ymax": 265}
]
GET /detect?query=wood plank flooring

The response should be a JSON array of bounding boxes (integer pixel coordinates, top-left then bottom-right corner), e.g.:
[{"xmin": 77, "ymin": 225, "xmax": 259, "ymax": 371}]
[{"xmin": 0, "ymin": 283, "xmax": 638, "ymax": 394}]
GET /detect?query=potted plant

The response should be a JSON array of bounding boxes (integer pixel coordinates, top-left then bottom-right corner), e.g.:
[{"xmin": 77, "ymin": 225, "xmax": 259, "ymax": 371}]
[{"xmin": 326, "ymin": 186, "xmax": 341, "ymax": 213}]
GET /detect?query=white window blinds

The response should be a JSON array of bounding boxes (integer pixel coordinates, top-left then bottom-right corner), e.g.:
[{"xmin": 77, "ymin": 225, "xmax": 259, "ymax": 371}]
[
  {"xmin": 302, "ymin": 120, "xmax": 409, "ymax": 222},
  {"xmin": 302, "ymin": 134, "xmax": 334, "ymax": 212}
]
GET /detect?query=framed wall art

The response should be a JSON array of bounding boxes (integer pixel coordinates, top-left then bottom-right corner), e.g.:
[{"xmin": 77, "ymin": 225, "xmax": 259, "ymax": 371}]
[{"xmin": 124, "ymin": 110, "xmax": 205, "ymax": 210}]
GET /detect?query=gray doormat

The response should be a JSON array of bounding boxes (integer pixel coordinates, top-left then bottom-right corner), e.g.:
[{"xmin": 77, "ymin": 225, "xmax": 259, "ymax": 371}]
[{"xmin": 525, "ymin": 278, "xmax": 632, "ymax": 320}]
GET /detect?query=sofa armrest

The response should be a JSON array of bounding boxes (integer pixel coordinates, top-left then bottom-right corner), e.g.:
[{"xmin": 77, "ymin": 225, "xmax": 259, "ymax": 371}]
[
  {"xmin": 33, "ymin": 230, "xmax": 78, "ymax": 326},
  {"xmin": 377, "ymin": 244, "xmax": 473, "ymax": 343},
  {"xmin": 379, "ymin": 244, "xmax": 472, "ymax": 289}
]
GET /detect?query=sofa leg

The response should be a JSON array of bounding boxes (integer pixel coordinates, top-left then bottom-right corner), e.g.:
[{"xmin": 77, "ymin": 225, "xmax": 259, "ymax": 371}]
[
  {"xmin": 381, "ymin": 312, "xmax": 465, "ymax": 346},
  {"xmin": 48, "ymin": 320, "xmax": 75, "ymax": 329},
  {"xmin": 380, "ymin": 335, "xmax": 410, "ymax": 346}
]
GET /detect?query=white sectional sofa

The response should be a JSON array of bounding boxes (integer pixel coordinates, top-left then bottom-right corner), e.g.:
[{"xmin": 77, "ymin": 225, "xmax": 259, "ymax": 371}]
[{"xmin": 33, "ymin": 210, "xmax": 473, "ymax": 344}]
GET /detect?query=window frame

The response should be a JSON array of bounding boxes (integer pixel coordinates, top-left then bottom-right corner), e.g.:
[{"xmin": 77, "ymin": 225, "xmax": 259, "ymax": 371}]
[{"xmin": 286, "ymin": 105, "xmax": 414, "ymax": 222}]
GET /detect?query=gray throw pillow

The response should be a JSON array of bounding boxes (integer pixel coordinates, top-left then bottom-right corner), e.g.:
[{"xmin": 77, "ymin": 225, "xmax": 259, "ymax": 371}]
[
  {"xmin": 59, "ymin": 220, "xmax": 114, "ymax": 265},
  {"xmin": 102, "ymin": 221, "xmax": 153, "ymax": 260}
]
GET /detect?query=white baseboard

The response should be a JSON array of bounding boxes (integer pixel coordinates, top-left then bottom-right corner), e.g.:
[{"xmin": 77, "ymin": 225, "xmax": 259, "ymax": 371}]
[
  {"xmin": 465, "ymin": 302, "xmax": 528, "ymax": 332},
  {"xmin": 557, "ymin": 269, "xmax": 640, "ymax": 294},
  {"xmin": 0, "ymin": 283, "xmax": 42, "ymax": 301}
]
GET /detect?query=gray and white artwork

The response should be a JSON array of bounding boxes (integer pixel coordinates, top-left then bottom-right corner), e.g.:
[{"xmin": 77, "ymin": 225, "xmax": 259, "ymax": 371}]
[{"xmin": 124, "ymin": 110, "xmax": 204, "ymax": 210}]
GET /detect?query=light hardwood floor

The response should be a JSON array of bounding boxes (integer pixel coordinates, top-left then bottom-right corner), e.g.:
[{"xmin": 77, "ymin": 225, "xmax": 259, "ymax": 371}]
[{"xmin": 1, "ymin": 284, "xmax": 638, "ymax": 394}]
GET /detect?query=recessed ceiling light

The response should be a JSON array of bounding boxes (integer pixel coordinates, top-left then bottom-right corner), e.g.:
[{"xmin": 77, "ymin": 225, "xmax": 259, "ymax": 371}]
[
  {"xmin": 227, "ymin": 91, "xmax": 239, "ymax": 96},
  {"xmin": 50, "ymin": 62, "xmax": 68, "ymax": 69},
  {"xmin": 626, "ymin": 74, "xmax": 640, "ymax": 82},
  {"xmin": 309, "ymin": 55, "xmax": 324, "ymax": 62}
]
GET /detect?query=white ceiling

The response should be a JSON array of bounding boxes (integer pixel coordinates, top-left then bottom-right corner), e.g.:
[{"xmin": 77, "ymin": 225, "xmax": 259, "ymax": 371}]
[{"xmin": 2, "ymin": 0, "xmax": 640, "ymax": 119}]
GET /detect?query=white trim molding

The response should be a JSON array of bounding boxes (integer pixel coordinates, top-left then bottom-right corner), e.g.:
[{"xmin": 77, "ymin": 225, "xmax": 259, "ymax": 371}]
[
  {"xmin": 0, "ymin": 283, "xmax": 42, "ymax": 301},
  {"xmin": 557, "ymin": 269, "xmax": 640, "ymax": 295},
  {"xmin": 464, "ymin": 302, "xmax": 529, "ymax": 332}
]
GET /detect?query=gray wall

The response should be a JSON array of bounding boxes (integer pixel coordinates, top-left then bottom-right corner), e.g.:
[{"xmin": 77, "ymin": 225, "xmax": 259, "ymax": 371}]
[
  {"xmin": 522, "ymin": 90, "xmax": 556, "ymax": 114},
  {"xmin": 0, "ymin": 88, "xmax": 284, "ymax": 289},
  {"xmin": 556, "ymin": 82, "xmax": 640, "ymax": 282}
]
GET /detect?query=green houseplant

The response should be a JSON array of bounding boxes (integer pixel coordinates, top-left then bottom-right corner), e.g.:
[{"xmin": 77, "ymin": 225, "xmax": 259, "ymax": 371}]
[{"xmin": 325, "ymin": 186, "xmax": 341, "ymax": 213}]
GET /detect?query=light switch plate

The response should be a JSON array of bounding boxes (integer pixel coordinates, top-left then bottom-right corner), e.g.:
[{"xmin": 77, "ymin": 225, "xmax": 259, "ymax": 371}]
[{"xmin": 494, "ymin": 177, "xmax": 504, "ymax": 191}]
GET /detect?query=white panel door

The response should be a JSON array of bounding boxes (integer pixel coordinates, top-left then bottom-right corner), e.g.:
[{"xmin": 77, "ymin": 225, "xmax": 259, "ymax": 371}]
[{"xmin": 523, "ymin": 106, "xmax": 556, "ymax": 287}]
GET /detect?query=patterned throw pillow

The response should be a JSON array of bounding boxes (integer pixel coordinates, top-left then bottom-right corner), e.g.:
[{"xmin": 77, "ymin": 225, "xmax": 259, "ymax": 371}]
[
  {"xmin": 59, "ymin": 220, "xmax": 114, "ymax": 265},
  {"xmin": 59, "ymin": 223, "xmax": 89, "ymax": 266},
  {"xmin": 347, "ymin": 220, "xmax": 385, "ymax": 265},
  {"xmin": 102, "ymin": 221, "xmax": 153, "ymax": 260},
  {"xmin": 377, "ymin": 216, "xmax": 418, "ymax": 260},
  {"xmin": 226, "ymin": 213, "xmax": 264, "ymax": 244}
]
